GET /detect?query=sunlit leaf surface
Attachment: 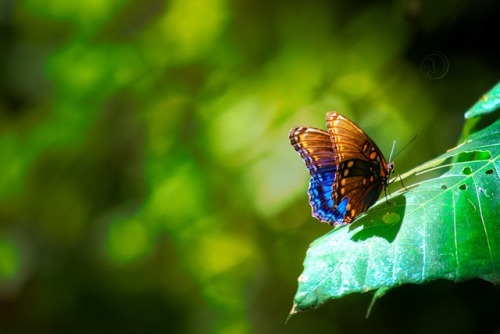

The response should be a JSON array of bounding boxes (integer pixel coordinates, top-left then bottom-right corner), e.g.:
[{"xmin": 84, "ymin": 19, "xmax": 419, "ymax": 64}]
[{"xmin": 465, "ymin": 81, "xmax": 500, "ymax": 118}]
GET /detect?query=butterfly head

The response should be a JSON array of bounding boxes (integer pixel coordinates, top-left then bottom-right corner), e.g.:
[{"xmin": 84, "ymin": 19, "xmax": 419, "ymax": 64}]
[{"xmin": 386, "ymin": 161, "xmax": 395, "ymax": 179}]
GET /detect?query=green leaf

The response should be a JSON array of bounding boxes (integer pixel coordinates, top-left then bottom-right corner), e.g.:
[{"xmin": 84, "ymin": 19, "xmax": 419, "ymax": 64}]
[
  {"xmin": 465, "ymin": 81, "xmax": 500, "ymax": 119},
  {"xmin": 289, "ymin": 119, "xmax": 500, "ymax": 317}
]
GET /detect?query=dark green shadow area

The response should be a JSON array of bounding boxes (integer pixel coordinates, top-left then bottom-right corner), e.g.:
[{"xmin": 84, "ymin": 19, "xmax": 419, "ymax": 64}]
[{"xmin": 348, "ymin": 195, "xmax": 406, "ymax": 243}]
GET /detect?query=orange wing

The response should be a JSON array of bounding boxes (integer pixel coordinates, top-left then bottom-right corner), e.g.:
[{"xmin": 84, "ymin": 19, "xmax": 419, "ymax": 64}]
[{"xmin": 326, "ymin": 112, "xmax": 392, "ymax": 223}]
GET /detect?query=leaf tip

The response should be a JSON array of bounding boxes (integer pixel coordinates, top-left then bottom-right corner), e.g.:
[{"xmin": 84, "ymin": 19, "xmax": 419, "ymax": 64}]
[{"xmin": 286, "ymin": 304, "xmax": 299, "ymax": 324}]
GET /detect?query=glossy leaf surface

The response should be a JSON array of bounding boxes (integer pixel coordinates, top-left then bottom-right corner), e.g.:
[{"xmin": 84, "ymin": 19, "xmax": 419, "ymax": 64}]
[{"xmin": 465, "ymin": 81, "xmax": 500, "ymax": 118}]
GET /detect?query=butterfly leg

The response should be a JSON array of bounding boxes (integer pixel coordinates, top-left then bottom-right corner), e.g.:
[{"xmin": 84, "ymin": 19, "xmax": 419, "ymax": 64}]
[
  {"xmin": 397, "ymin": 174, "xmax": 409, "ymax": 192},
  {"xmin": 384, "ymin": 186, "xmax": 392, "ymax": 205}
]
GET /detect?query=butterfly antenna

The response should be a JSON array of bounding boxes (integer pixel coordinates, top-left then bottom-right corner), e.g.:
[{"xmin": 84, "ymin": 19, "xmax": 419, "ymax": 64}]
[
  {"xmin": 391, "ymin": 135, "xmax": 418, "ymax": 161},
  {"xmin": 388, "ymin": 136, "xmax": 417, "ymax": 196},
  {"xmin": 388, "ymin": 140, "xmax": 397, "ymax": 162}
]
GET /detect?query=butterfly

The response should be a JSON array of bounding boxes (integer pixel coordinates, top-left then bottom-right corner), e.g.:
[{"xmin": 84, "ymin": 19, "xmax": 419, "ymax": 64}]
[{"xmin": 289, "ymin": 112, "xmax": 394, "ymax": 225}]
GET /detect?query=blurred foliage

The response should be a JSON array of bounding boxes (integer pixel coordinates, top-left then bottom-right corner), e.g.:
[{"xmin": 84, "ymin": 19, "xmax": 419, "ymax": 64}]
[{"xmin": 0, "ymin": 0, "xmax": 499, "ymax": 333}]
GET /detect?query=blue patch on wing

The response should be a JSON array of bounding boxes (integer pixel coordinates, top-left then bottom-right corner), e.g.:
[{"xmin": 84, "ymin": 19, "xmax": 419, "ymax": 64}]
[{"xmin": 308, "ymin": 165, "xmax": 346, "ymax": 224}]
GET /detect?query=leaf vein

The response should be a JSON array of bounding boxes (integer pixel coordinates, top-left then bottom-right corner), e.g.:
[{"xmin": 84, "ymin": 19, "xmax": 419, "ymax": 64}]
[
  {"xmin": 452, "ymin": 187, "xmax": 459, "ymax": 278},
  {"xmin": 472, "ymin": 174, "xmax": 496, "ymax": 277}
]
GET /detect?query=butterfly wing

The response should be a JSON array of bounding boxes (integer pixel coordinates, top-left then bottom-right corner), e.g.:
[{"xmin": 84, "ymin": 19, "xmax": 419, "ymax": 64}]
[
  {"xmin": 289, "ymin": 126, "xmax": 347, "ymax": 224},
  {"xmin": 326, "ymin": 112, "xmax": 391, "ymax": 223}
]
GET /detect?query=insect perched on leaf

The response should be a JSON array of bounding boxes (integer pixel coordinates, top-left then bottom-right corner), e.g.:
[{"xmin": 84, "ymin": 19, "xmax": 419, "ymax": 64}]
[{"xmin": 289, "ymin": 112, "xmax": 394, "ymax": 225}]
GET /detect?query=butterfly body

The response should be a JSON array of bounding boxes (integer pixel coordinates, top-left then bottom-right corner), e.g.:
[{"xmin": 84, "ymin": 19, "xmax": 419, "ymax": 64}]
[{"xmin": 289, "ymin": 112, "xmax": 393, "ymax": 225}]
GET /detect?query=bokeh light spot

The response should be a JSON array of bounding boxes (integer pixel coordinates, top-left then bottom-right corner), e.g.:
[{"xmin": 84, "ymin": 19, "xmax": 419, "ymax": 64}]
[
  {"xmin": 107, "ymin": 218, "xmax": 152, "ymax": 264},
  {"xmin": 0, "ymin": 239, "xmax": 21, "ymax": 280}
]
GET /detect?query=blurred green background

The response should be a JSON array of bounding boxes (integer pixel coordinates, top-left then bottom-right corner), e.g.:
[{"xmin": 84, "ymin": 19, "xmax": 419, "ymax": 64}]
[{"xmin": 1, "ymin": 0, "xmax": 499, "ymax": 333}]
